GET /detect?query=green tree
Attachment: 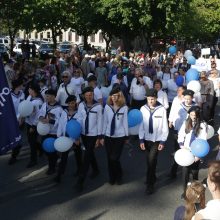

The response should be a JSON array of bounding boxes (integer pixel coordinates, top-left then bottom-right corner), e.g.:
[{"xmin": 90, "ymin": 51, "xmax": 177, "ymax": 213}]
[{"xmin": 33, "ymin": 0, "xmax": 73, "ymax": 49}]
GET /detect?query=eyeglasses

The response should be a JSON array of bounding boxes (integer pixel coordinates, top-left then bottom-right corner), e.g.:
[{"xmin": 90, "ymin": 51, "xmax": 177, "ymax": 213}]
[{"xmin": 62, "ymin": 76, "xmax": 68, "ymax": 78}]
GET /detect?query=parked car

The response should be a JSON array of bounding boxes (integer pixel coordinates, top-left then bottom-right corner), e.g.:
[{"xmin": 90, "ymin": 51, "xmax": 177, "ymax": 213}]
[
  {"xmin": 58, "ymin": 43, "xmax": 72, "ymax": 54},
  {"xmin": 38, "ymin": 43, "xmax": 55, "ymax": 59},
  {"xmin": 0, "ymin": 38, "xmax": 10, "ymax": 48},
  {"xmin": 13, "ymin": 43, "xmax": 40, "ymax": 55},
  {"xmin": 0, "ymin": 43, "xmax": 9, "ymax": 56}
]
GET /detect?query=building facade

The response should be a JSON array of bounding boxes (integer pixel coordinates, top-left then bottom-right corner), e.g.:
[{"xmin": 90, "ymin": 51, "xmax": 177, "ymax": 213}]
[{"xmin": 18, "ymin": 29, "xmax": 106, "ymax": 48}]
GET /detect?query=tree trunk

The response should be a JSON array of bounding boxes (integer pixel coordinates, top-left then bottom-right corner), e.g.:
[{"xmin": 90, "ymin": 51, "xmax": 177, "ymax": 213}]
[
  {"xmin": 83, "ymin": 34, "xmax": 88, "ymax": 50},
  {"xmin": 102, "ymin": 32, "xmax": 112, "ymax": 53},
  {"xmin": 122, "ymin": 35, "xmax": 132, "ymax": 57},
  {"xmin": 51, "ymin": 29, "xmax": 57, "ymax": 50},
  {"xmin": 8, "ymin": 28, "xmax": 15, "ymax": 55}
]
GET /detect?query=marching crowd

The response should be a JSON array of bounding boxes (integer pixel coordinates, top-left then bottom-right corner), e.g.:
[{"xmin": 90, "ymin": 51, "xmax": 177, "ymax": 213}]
[{"xmin": 2, "ymin": 46, "xmax": 220, "ymax": 220}]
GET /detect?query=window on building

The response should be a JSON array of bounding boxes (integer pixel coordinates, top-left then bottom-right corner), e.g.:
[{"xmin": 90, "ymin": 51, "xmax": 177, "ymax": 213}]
[
  {"xmin": 35, "ymin": 32, "xmax": 38, "ymax": 39},
  {"xmin": 40, "ymin": 33, "xmax": 43, "ymax": 40},
  {"xmin": 47, "ymin": 32, "xmax": 50, "ymax": 39},
  {"xmin": 90, "ymin": 34, "xmax": 95, "ymax": 43},
  {"xmin": 75, "ymin": 33, "xmax": 79, "ymax": 42},
  {"xmin": 99, "ymin": 32, "xmax": 104, "ymax": 43},
  {"xmin": 68, "ymin": 32, "xmax": 72, "ymax": 42}
]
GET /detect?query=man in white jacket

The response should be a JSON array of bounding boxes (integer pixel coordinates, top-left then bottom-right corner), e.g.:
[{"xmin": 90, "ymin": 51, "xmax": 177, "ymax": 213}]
[{"xmin": 139, "ymin": 89, "xmax": 169, "ymax": 194}]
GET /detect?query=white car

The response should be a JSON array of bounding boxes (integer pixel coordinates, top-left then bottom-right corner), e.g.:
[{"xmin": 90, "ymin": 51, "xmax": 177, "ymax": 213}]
[
  {"xmin": 0, "ymin": 38, "xmax": 10, "ymax": 48},
  {"xmin": 13, "ymin": 43, "xmax": 39, "ymax": 55}
]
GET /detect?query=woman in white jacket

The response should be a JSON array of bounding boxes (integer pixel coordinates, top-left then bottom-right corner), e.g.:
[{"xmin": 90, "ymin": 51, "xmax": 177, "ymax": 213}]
[
  {"xmin": 55, "ymin": 95, "xmax": 82, "ymax": 183},
  {"xmin": 178, "ymin": 106, "xmax": 208, "ymax": 197},
  {"xmin": 100, "ymin": 87, "xmax": 128, "ymax": 185}
]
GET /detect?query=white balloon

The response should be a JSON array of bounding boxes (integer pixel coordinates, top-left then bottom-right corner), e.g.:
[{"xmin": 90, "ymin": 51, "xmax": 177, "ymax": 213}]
[
  {"xmin": 207, "ymin": 125, "xmax": 214, "ymax": 139},
  {"xmin": 37, "ymin": 122, "xmax": 50, "ymax": 136},
  {"xmin": 129, "ymin": 124, "xmax": 140, "ymax": 135},
  {"xmin": 174, "ymin": 148, "xmax": 195, "ymax": 167},
  {"xmin": 187, "ymin": 80, "xmax": 201, "ymax": 93},
  {"xmin": 18, "ymin": 100, "xmax": 34, "ymax": 117},
  {"xmin": 184, "ymin": 50, "xmax": 193, "ymax": 59},
  {"xmin": 54, "ymin": 136, "xmax": 74, "ymax": 152}
]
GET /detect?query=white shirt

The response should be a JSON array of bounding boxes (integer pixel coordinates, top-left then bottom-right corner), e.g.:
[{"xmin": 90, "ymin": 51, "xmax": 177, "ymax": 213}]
[
  {"xmin": 94, "ymin": 86, "xmax": 103, "ymax": 102},
  {"xmin": 157, "ymin": 90, "xmax": 169, "ymax": 109},
  {"xmin": 70, "ymin": 77, "xmax": 85, "ymax": 96},
  {"xmin": 139, "ymin": 103, "xmax": 168, "ymax": 143},
  {"xmin": 168, "ymin": 96, "xmax": 183, "ymax": 130},
  {"xmin": 38, "ymin": 102, "xmax": 63, "ymax": 135},
  {"xmin": 194, "ymin": 199, "xmax": 220, "ymax": 220},
  {"xmin": 167, "ymin": 79, "xmax": 178, "ymax": 102},
  {"xmin": 25, "ymin": 96, "xmax": 43, "ymax": 126},
  {"xmin": 130, "ymin": 77, "xmax": 153, "ymax": 100},
  {"xmin": 57, "ymin": 109, "xmax": 79, "ymax": 137},
  {"xmin": 102, "ymin": 104, "xmax": 128, "ymax": 138},
  {"xmin": 56, "ymin": 82, "xmax": 79, "ymax": 106},
  {"xmin": 178, "ymin": 122, "xmax": 208, "ymax": 149},
  {"xmin": 77, "ymin": 101, "xmax": 103, "ymax": 137},
  {"xmin": 209, "ymin": 77, "xmax": 220, "ymax": 97}
]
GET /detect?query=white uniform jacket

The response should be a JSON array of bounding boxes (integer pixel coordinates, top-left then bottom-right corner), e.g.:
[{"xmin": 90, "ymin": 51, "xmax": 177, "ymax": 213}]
[
  {"xmin": 57, "ymin": 109, "xmax": 79, "ymax": 137},
  {"xmin": 102, "ymin": 104, "xmax": 128, "ymax": 138},
  {"xmin": 77, "ymin": 101, "xmax": 103, "ymax": 137},
  {"xmin": 139, "ymin": 102, "xmax": 168, "ymax": 144},
  {"xmin": 38, "ymin": 102, "xmax": 63, "ymax": 135},
  {"xmin": 178, "ymin": 122, "xmax": 208, "ymax": 149},
  {"xmin": 11, "ymin": 90, "xmax": 25, "ymax": 118},
  {"xmin": 25, "ymin": 96, "xmax": 43, "ymax": 126},
  {"xmin": 171, "ymin": 101, "xmax": 197, "ymax": 132}
]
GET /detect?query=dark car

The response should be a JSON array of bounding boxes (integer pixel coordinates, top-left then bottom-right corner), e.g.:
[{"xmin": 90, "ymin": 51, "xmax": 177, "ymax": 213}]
[
  {"xmin": 38, "ymin": 43, "xmax": 55, "ymax": 59},
  {"xmin": 58, "ymin": 43, "xmax": 72, "ymax": 54},
  {"xmin": 0, "ymin": 43, "xmax": 8, "ymax": 57}
]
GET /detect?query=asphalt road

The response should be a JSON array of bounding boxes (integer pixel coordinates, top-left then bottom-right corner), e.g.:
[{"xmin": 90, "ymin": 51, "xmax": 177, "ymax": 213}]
[{"xmin": 0, "ymin": 104, "xmax": 219, "ymax": 220}]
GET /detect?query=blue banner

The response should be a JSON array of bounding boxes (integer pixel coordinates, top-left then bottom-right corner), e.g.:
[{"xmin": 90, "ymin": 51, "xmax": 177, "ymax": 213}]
[{"xmin": 0, "ymin": 58, "xmax": 21, "ymax": 154}]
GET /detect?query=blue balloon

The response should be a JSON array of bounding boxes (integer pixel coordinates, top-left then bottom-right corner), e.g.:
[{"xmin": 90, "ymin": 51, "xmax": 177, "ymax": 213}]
[
  {"xmin": 66, "ymin": 119, "xmax": 81, "ymax": 139},
  {"xmin": 190, "ymin": 139, "xmax": 210, "ymax": 158},
  {"xmin": 175, "ymin": 75, "xmax": 184, "ymax": 86},
  {"xmin": 128, "ymin": 109, "xmax": 143, "ymax": 127},
  {"xmin": 42, "ymin": 138, "xmax": 56, "ymax": 153},
  {"xmin": 169, "ymin": 46, "xmax": 177, "ymax": 55},
  {"xmin": 186, "ymin": 68, "xmax": 199, "ymax": 83},
  {"xmin": 187, "ymin": 55, "xmax": 196, "ymax": 65}
]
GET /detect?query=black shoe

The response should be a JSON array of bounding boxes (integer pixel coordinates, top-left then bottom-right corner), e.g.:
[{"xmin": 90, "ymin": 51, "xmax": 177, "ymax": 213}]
[
  {"xmin": 89, "ymin": 170, "xmax": 100, "ymax": 179},
  {"xmin": 46, "ymin": 169, "xmax": 56, "ymax": 175},
  {"xmin": 54, "ymin": 175, "xmax": 61, "ymax": 183},
  {"xmin": 26, "ymin": 161, "xmax": 37, "ymax": 168},
  {"xmin": 8, "ymin": 157, "xmax": 17, "ymax": 165},
  {"xmin": 145, "ymin": 185, "xmax": 154, "ymax": 195}
]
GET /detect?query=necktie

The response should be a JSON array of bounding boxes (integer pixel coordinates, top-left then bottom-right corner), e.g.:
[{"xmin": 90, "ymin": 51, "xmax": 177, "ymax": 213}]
[
  {"xmin": 110, "ymin": 107, "xmax": 121, "ymax": 136},
  {"xmin": 189, "ymin": 129, "xmax": 196, "ymax": 146},
  {"xmin": 85, "ymin": 109, "xmax": 90, "ymax": 135},
  {"xmin": 149, "ymin": 112, "xmax": 153, "ymax": 134}
]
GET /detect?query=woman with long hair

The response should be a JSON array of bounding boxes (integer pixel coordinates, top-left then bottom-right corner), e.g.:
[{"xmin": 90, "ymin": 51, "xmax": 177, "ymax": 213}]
[
  {"xmin": 174, "ymin": 181, "xmax": 206, "ymax": 220},
  {"xmin": 178, "ymin": 106, "xmax": 208, "ymax": 196},
  {"xmin": 100, "ymin": 87, "xmax": 128, "ymax": 185}
]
